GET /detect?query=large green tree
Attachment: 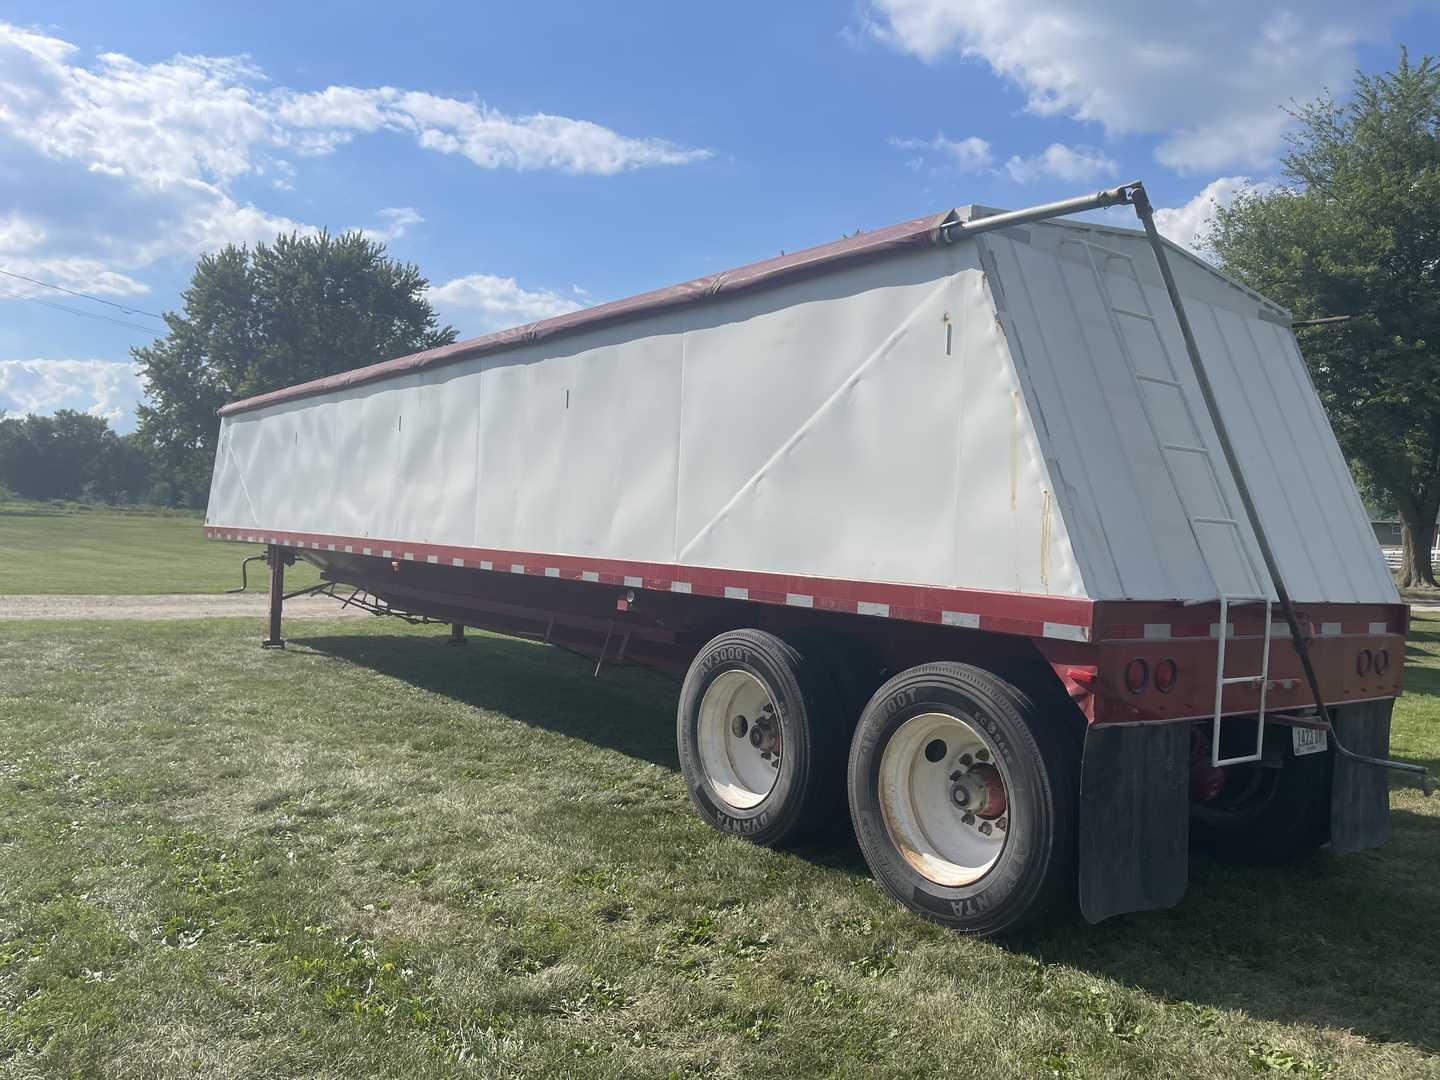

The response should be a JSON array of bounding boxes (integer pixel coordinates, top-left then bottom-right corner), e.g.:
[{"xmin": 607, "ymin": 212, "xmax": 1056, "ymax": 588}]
[
  {"xmin": 1209, "ymin": 51, "xmax": 1440, "ymax": 586},
  {"xmin": 135, "ymin": 230, "xmax": 457, "ymax": 506}
]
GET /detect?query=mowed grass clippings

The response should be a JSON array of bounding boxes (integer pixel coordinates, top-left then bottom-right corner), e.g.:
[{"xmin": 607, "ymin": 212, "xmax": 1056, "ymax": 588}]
[
  {"xmin": 0, "ymin": 616, "xmax": 1435, "ymax": 1079},
  {"xmin": 0, "ymin": 504, "xmax": 321, "ymax": 595}
]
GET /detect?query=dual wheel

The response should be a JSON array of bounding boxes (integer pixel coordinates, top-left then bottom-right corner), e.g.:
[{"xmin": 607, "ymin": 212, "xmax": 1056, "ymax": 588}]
[{"xmin": 677, "ymin": 630, "xmax": 1077, "ymax": 935}]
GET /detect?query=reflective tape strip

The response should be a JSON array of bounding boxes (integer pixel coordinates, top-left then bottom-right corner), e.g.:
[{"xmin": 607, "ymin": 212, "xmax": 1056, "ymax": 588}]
[
  {"xmin": 786, "ymin": 593, "xmax": 813, "ymax": 608},
  {"xmin": 582, "ymin": 571, "xmax": 599, "ymax": 582},
  {"xmin": 451, "ymin": 558, "xmax": 464, "ymax": 567},
  {"xmin": 1143, "ymin": 623, "xmax": 1171, "ymax": 640},
  {"xmin": 1043, "ymin": 622, "xmax": 1089, "ymax": 642},
  {"xmin": 725, "ymin": 586, "xmax": 749, "ymax": 600},
  {"xmin": 857, "ymin": 601, "xmax": 889, "ymax": 617},
  {"xmin": 1368, "ymin": 621, "xmax": 1387, "ymax": 635},
  {"xmin": 942, "ymin": 611, "xmax": 980, "ymax": 628},
  {"xmin": 624, "ymin": 576, "xmax": 643, "ymax": 587},
  {"xmin": 671, "ymin": 581, "xmax": 692, "ymax": 594},
  {"xmin": 545, "ymin": 567, "xmax": 560, "ymax": 578}
]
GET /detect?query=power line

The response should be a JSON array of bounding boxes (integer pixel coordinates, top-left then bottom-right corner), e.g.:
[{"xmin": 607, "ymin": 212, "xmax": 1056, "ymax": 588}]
[
  {"xmin": 0, "ymin": 284, "xmax": 163, "ymax": 335},
  {"xmin": 0, "ymin": 266, "xmax": 167, "ymax": 322}
]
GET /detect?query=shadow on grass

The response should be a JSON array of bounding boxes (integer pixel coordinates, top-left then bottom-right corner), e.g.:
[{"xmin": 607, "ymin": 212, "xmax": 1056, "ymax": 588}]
[
  {"xmin": 296, "ymin": 630, "xmax": 683, "ymax": 771},
  {"xmin": 297, "ymin": 628, "xmax": 1439, "ymax": 1054}
]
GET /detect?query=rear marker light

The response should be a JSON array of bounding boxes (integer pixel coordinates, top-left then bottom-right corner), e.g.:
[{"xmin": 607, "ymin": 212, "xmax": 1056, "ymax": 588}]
[
  {"xmin": 1356, "ymin": 649, "xmax": 1373, "ymax": 677},
  {"xmin": 1375, "ymin": 649, "xmax": 1390, "ymax": 675},
  {"xmin": 1124, "ymin": 657, "xmax": 1149, "ymax": 694},
  {"xmin": 1154, "ymin": 657, "xmax": 1178, "ymax": 694}
]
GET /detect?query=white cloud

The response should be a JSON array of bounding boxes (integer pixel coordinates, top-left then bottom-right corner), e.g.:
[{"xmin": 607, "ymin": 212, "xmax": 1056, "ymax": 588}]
[
  {"xmin": 1005, "ymin": 143, "xmax": 1118, "ymax": 184},
  {"xmin": 276, "ymin": 87, "xmax": 711, "ymax": 175},
  {"xmin": 0, "ymin": 358, "xmax": 144, "ymax": 429},
  {"xmin": 352, "ymin": 207, "xmax": 424, "ymax": 244},
  {"xmin": 890, "ymin": 133, "xmax": 994, "ymax": 172},
  {"xmin": 0, "ymin": 20, "xmax": 708, "ymax": 312},
  {"xmin": 427, "ymin": 273, "xmax": 585, "ymax": 329},
  {"xmin": 865, "ymin": 0, "xmax": 1420, "ymax": 171}
]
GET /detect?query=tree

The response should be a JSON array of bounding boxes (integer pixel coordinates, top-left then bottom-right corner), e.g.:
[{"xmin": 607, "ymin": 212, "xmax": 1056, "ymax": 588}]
[
  {"xmin": 134, "ymin": 230, "xmax": 457, "ymax": 506},
  {"xmin": 0, "ymin": 411, "xmax": 147, "ymax": 502},
  {"xmin": 1209, "ymin": 51, "xmax": 1440, "ymax": 586}
]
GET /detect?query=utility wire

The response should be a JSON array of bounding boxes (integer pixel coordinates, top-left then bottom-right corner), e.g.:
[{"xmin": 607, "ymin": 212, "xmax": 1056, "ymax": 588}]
[
  {"xmin": 0, "ymin": 266, "xmax": 167, "ymax": 322},
  {"xmin": 0, "ymin": 284, "xmax": 163, "ymax": 335}
]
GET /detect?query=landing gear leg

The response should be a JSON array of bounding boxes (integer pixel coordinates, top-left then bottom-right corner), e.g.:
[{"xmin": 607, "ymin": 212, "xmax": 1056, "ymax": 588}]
[
  {"xmin": 448, "ymin": 622, "xmax": 467, "ymax": 646},
  {"xmin": 262, "ymin": 545, "xmax": 289, "ymax": 649}
]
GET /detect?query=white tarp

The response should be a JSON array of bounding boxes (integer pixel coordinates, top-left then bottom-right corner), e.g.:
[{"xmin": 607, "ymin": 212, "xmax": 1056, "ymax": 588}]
[{"xmin": 207, "ymin": 216, "xmax": 1395, "ymax": 606}]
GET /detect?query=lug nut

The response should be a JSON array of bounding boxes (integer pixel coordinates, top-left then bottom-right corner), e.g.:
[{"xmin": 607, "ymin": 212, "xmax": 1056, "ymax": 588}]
[
  {"xmin": 975, "ymin": 748, "xmax": 990, "ymax": 762},
  {"xmin": 979, "ymin": 822, "xmax": 993, "ymax": 836},
  {"xmin": 962, "ymin": 812, "xmax": 976, "ymax": 826},
  {"xmin": 996, "ymin": 817, "xmax": 1008, "ymax": 832},
  {"xmin": 958, "ymin": 753, "xmax": 973, "ymax": 767}
]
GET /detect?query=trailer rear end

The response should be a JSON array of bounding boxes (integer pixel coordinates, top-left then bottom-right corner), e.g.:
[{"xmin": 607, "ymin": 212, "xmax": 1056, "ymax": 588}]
[{"xmin": 205, "ymin": 183, "xmax": 1423, "ymax": 934}]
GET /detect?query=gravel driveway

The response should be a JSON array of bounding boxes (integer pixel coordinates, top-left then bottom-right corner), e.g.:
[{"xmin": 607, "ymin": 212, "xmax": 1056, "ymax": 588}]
[{"xmin": 0, "ymin": 592, "xmax": 366, "ymax": 620}]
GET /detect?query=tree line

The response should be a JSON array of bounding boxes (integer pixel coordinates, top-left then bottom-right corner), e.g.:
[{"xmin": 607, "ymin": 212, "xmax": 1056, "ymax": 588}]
[{"xmin": 2, "ymin": 53, "xmax": 1437, "ymax": 582}]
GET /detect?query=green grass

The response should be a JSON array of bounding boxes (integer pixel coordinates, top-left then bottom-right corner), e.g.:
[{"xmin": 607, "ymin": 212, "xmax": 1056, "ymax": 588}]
[
  {"xmin": 1, "ymin": 616, "xmax": 1438, "ymax": 1079},
  {"xmin": 0, "ymin": 503, "xmax": 320, "ymax": 594}
]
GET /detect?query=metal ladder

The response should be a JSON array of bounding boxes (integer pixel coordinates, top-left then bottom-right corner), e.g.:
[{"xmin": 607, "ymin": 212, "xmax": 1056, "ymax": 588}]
[{"xmin": 1070, "ymin": 239, "xmax": 1275, "ymax": 766}]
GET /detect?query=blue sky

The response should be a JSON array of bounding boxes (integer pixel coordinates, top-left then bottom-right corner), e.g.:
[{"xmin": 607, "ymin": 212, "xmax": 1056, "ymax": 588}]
[{"xmin": 1, "ymin": 0, "xmax": 1436, "ymax": 431}]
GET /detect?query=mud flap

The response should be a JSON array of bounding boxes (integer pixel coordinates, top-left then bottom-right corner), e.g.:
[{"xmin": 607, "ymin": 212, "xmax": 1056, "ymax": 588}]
[
  {"xmin": 1079, "ymin": 723, "xmax": 1189, "ymax": 924},
  {"xmin": 1330, "ymin": 699, "xmax": 1393, "ymax": 855}
]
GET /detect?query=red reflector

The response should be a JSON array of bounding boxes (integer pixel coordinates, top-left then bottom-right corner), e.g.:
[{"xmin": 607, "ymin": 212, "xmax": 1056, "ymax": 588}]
[
  {"xmin": 1154, "ymin": 657, "xmax": 1178, "ymax": 694},
  {"xmin": 1356, "ymin": 649, "xmax": 1373, "ymax": 676},
  {"xmin": 1124, "ymin": 657, "xmax": 1149, "ymax": 694},
  {"xmin": 1375, "ymin": 648, "xmax": 1390, "ymax": 675}
]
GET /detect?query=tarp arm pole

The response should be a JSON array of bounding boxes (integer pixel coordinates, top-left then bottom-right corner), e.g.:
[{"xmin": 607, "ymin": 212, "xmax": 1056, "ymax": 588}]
[
  {"xmin": 1125, "ymin": 183, "xmax": 1433, "ymax": 795},
  {"xmin": 940, "ymin": 182, "xmax": 1141, "ymax": 239}
]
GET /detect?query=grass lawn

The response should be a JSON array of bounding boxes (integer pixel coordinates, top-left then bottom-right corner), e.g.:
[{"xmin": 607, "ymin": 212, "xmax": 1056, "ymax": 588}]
[
  {"xmin": 0, "ymin": 503, "xmax": 320, "ymax": 595},
  {"xmin": 0, "ymin": 615, "xmax": 1437, "ymax": 1079}
]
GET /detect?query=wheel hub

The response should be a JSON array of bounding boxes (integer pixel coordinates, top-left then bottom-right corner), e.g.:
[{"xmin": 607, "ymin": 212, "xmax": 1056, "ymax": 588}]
[
  {"xmin": 696, "ymin": 672, "xmax": 783, "ymax": 810},
  {"xmin": 878, "ymin": 711, "xmax": 1012, "ymax": 887}
]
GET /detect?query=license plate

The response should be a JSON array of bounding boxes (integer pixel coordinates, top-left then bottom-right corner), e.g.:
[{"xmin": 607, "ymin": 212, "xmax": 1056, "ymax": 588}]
[{"xmin": 1292, "ymin": 726, "xmax": 1328, "ymax": 756}]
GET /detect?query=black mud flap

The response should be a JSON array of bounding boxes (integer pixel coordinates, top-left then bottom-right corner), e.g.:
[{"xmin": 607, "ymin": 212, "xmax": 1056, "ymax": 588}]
[
  {"xmin": 1079, "ymin": 723, "xmax": 1189, "ymax": 924},
  {"xmin": 1330, "ymin": 699, "xmax": 1393, "ymax": 855}
]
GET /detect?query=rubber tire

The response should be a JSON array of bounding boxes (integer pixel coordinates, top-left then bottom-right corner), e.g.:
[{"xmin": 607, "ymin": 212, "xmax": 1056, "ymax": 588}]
[
  {"xmin": 678, "ymin": 629, "xmax": 845, "ymax": 848},
  {"xmin": 1191, "ymin": 725, "xmax": 1331, "ymax": 864},
  {"xmin": 847, "ymin": 662, "xmax": 1079, "ymax": 936}
]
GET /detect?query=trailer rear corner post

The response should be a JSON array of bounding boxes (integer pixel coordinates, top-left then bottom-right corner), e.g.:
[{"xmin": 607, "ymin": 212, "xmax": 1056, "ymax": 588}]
[
  {"xmin": 262, "ymin": 545, "xmax": 290, "ymax": 649},
  {"xmin": 447, "ymin": 622, "xmax": 467, "ymax": 646}
]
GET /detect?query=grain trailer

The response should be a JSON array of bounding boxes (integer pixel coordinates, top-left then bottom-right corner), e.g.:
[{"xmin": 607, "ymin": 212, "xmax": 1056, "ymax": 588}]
[{"xmin": 205, "ymin": 182, "xmax": 1428, "ymax": 934}]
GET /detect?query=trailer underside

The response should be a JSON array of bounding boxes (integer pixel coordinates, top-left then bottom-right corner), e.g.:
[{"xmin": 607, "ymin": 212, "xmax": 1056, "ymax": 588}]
[{"xmin": 230, "ymin": 538, "xmax": 1402, "ymax": 927}]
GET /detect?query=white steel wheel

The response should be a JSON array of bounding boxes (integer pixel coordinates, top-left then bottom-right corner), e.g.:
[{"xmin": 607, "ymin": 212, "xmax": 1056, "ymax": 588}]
[
  {"xmin": 878, "ymin": 711, "xmax": 1011, "ymax": 887},
  {"xmin": 696, "ymin": 670, "xmax": 782, "ymax": 809}
]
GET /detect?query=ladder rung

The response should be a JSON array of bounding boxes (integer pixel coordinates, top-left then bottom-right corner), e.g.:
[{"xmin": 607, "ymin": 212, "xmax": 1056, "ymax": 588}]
[
  {"xmin": 1192, "ymin": 516, "xmax": 1238, "ymax": 526},
  {"xmin": 1136, "ymin": 373, "xmax": 1183, "ymax": 388},
  {"xmin": 1222, "ymin": 675, "xmax": 1265, "ymax": 685},
  {"xmin": 1111, "ymin": 305, "xmax": 1155, "ymax": 322},
  {"xmin": 1162, "ymin": 442, "xmax": 1208, "ymax": 455}
]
